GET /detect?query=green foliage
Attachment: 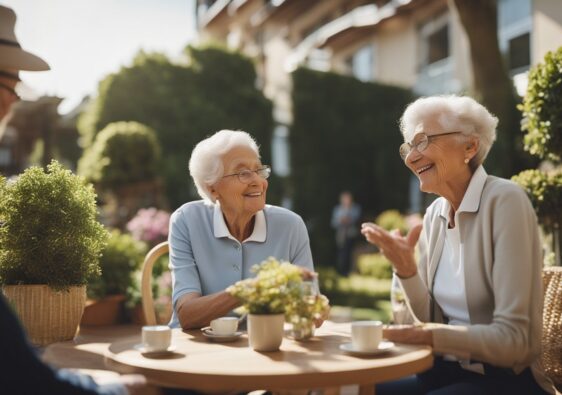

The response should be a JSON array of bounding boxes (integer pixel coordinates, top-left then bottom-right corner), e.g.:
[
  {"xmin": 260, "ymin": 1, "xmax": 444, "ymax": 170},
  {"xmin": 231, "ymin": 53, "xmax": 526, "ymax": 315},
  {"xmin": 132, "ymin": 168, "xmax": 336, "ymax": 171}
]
[
  {"xmin": 291, "ymin": 68, "xmax": 413, "ymax": 265},
  {"xmin": 356, "ymin": 253, "xmax": 393, "ymax": 279},
  {"xmin": 318, "ymin": 268, "xmax": 391, "ymax": 309},
  {"xmin": 78, "ymin": 46, "xmax": 274, "ymax": 208},
  {"xmin": 512, "ymin": 168, "xmax": 562, "ymax": 231},
  {"xmin": 375, "ymin": 209, "xmax": 408, "ymax": 233},
  {"xmin": 87, "ymin": 229, "xmax": 148, "ymax": 299},
  {"xmin": 227, "ymin": 258, "xmax": 304, "ymax": 315},
  {"xmin": 0, "ymin": 161, "xmax": 108, "ymax": 290},
  {"xmin": 78, "ymin": 121, "xmax": 161, "ymax": 188},
  {"xmin": 519, "ymin": 47, "xmax": 562, "ymax": 161},
  {"xmin": 227, "ymin": 258, "xmax": 329, "ymax": 325}
]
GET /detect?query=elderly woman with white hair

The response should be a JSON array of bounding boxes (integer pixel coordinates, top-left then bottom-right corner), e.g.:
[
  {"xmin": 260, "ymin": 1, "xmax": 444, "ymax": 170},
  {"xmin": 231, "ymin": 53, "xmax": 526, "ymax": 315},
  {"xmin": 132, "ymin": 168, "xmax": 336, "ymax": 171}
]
[
  {"xmin": 362, "ymin": 96, "xmax": 554, "ymax": 394},
  {"xmin": 168, "ymin": 129, "xmax": 318, "ymax": 330}
]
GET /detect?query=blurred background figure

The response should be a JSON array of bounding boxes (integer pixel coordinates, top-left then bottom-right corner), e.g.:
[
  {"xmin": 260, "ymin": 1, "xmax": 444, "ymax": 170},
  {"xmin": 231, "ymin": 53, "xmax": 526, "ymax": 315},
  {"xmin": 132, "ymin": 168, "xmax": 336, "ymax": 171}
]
[{"xmin": 331, "ymin": 191, "xmax": 361, "ymax": 276}]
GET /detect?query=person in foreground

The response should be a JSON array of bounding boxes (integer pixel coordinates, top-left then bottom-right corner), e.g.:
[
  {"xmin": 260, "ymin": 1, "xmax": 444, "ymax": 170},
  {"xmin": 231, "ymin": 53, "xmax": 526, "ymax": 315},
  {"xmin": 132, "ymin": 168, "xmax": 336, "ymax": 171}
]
[
  {"xmin": 169, "ymin": 129, "xmax": 321, "ymax": 329},
  {"xmin": 0, "ymin": 5, "xmax": 148, "ymax": 394},
  {"xmin": 361, "ymin": 95, "xmax": 554, "ymax": 394}
]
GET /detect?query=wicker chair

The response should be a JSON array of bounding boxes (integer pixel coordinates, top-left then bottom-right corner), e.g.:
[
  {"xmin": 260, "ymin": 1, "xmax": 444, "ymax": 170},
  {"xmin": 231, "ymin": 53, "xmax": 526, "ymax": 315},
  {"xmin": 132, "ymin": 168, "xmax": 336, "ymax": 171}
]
[
  {"xmin": 140, "ymin": 241, "xmax": 169, "ymax": 326},
  {"xmin": 542, "ymin": 266, "xmax": 562, "ymax": 391}
]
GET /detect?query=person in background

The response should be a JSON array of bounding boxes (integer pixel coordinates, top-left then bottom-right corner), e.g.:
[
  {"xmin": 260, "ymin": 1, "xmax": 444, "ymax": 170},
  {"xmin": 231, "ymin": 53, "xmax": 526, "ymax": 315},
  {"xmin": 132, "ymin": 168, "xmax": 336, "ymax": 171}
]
[
  {"xmin": 331, "ymin": 191, "xmax": 361, "ymax": 276},
  {"xmin": 0, "ymin": 5, "xmax": 148, "ymax": 394},
  {"xmin": 361, "ymin": 95, "xmax": 554, "ymax": 394},
  {"xmin": 169, "ymin": 129, "xmax": 323, "ymax": 329}
]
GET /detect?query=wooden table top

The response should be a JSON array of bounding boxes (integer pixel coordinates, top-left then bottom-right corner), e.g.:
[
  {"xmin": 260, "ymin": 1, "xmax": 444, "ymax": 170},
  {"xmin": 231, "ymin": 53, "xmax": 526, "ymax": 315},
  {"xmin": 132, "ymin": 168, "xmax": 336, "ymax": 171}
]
[{"xmin": 104, "ymin": 322, "xmax": 433, "ymax": 393}]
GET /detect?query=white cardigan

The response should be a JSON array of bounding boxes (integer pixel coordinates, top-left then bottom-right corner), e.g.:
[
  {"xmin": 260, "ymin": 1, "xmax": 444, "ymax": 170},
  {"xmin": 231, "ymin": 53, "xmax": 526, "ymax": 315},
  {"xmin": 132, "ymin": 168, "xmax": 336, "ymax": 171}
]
[{"xmin": 399, "ymin": 166, "xmax": 553, "ymax": 393}]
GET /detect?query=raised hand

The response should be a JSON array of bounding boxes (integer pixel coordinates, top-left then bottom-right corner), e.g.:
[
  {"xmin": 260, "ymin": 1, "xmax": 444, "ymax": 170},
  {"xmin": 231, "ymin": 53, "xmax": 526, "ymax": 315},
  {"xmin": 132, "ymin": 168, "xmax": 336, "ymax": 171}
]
[{"xmin": 360, "ymin": 223, "xmax": 422, "ymax": 278}]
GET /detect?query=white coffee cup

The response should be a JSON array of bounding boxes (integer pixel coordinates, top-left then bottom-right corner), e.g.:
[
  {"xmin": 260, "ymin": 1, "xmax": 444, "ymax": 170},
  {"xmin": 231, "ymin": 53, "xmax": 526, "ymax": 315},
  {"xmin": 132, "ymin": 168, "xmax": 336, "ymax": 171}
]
[
  {"xmin": 142, "ymin": 325, "xmax": 172, "ymax": 352},
  {"xmin": 210, "ymin": 317, "xmax": 238, "ymax": 336},
  {"xmin": 351, "ymin": 320, "xmax": 383, "ymax": 352}
]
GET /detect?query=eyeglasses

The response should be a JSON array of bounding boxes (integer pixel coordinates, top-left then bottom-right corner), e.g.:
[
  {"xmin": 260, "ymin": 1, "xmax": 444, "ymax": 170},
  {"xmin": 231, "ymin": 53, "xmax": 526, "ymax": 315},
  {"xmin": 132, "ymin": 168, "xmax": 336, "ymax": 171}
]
[
  {"xmin": 0, "ymin": 82, "xmax": 20, "ymax": 102},
  {"xmin": 399, "ymin": 131, "xmax": 462, "ymax": 160},
  {"xmin": 222, "ymin": 165, "xmax": 271, "ymax": 184}
]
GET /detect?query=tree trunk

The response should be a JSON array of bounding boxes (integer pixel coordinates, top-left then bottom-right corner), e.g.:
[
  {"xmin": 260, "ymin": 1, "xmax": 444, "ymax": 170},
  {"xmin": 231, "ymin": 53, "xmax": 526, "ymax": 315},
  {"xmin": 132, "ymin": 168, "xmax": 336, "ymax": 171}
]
[{"xmin": 451, "ymin": 0, "xmax": 519, "ymax": 176}]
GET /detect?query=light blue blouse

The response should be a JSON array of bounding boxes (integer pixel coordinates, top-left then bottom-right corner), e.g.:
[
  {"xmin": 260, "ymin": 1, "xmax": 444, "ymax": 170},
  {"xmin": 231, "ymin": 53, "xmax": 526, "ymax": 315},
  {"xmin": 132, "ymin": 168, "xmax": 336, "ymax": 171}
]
[{"xmin": 168, "ymin": 201, "xmax": 314, "ymax": 328}]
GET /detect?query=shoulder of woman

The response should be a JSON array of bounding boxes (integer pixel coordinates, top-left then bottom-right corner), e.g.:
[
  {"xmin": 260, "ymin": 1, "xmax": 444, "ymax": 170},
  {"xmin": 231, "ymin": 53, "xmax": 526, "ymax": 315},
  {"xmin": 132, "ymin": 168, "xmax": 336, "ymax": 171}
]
[
  {"xmin": 483, "ymin": 176, "xmax": 531, "ymax": 204},
  {"xmin": 172, "ymin": 200, "xmax": 211, "ymax": 221}
]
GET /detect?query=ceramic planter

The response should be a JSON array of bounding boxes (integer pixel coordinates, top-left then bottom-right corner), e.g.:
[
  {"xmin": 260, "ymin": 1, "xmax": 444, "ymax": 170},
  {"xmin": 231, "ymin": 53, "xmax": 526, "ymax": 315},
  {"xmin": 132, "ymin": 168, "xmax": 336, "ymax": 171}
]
[
  {"xmin": 80, "ymin": 294, "xmax": 126, "ymax": 326},
  {"xmin": 247, "ymin": 313, "xmax": 284, "ymax": 351}
]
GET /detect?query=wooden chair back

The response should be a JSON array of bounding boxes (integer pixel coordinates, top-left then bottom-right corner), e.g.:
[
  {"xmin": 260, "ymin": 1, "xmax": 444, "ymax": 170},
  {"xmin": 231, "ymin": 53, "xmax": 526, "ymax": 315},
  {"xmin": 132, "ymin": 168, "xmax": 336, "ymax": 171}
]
[{"xmin": 141, "ymin": 241, "xmax": 169, "ymax": 326}]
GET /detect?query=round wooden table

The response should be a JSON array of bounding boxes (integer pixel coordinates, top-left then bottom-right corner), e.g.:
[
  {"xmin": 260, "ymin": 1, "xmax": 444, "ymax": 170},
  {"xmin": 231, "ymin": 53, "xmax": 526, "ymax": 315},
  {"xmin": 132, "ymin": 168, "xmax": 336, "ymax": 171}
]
[{"xmin": 105, "ymin": 321, "xmax": 433, "ymax": 394}]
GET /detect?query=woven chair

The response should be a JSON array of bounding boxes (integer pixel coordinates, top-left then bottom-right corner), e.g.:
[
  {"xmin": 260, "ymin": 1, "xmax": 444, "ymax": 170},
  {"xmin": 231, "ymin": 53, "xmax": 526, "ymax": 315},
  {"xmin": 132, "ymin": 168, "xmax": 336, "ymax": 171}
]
[
  {"xmin": 542, "ymin": 266, "xmax": 562, "ymax": 391},
  {"xmin": 141, "ymin": 241, "xmax": 169, "ymax": 326}
]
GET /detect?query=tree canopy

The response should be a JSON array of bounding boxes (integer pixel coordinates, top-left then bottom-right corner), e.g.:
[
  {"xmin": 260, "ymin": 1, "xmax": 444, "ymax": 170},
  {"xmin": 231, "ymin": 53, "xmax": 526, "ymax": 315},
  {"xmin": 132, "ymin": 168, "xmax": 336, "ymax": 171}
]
[{"xmin": 78, "ymin": 46, "xmax": 274, "ymax": 208}]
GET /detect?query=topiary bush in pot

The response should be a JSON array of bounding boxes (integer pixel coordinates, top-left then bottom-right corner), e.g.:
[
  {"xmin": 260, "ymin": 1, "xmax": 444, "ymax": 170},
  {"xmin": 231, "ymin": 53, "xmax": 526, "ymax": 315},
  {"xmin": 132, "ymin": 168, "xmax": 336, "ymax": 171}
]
[{"xmin": 0, "ymin": 160, "xmax": 108, "ymax": 345}]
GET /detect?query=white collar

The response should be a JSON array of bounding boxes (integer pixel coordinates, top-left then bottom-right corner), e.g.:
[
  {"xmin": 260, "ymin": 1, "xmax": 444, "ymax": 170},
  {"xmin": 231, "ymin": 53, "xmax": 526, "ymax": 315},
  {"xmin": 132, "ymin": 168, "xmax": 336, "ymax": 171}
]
[
  {"xmin": 213, "ymin": 203, "xmax": 267, "ymax": 243},
  {"xmin": 439, "ymin": 165, "xmax": 488, "ymax": 220}
]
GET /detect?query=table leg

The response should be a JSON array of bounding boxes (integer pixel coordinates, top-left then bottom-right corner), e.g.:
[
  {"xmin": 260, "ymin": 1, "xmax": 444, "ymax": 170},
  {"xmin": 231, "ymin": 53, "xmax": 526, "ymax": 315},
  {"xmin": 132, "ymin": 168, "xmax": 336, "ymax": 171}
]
[{"xmin": 358, "ymin": 384, "xmax": 374, "ymax": 395}]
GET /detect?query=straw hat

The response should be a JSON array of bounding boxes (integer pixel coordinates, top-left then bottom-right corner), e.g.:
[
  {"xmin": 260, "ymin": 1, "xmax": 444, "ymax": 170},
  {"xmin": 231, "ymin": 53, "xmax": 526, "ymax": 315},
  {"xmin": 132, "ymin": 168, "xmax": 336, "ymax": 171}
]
[{"xmin": 0, "ymin": 5, "xmax": 49, "ymax": 73}]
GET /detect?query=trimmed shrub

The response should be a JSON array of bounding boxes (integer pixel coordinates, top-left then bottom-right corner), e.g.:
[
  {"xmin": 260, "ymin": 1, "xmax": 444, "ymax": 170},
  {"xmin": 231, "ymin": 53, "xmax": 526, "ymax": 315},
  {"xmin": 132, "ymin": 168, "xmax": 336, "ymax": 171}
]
[
  {"xmin": 519, "ymin": 47, "xmax": 562, "ymax": 161},
  {"xmin": 291, "ymin": 67, "xmax": 413, "ymax": 266},
  {"xmin": 0, "ymin": 161, "xmax": 108, "ymax": 290},
  {"xmin": 356, "ymin": 253, "xmax": 393, "ymax": 279},
  {"xmin": 512, "ymin": 168, "xmax": 562, "ymax": 232},
  {"xmin": 78, "ymin": 121, "xmax": 160, "ymax": 188},
  {"xmin": 375, "ymin": 210, "xmax": 408, "ymax": 234}
]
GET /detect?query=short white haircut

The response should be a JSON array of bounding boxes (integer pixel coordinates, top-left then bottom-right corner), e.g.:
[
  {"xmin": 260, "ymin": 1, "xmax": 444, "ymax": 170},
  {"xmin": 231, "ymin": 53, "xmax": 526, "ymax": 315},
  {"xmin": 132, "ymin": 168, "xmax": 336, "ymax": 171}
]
[
  {"xmin": 399, "ymin": 95, "xmax": 498, "ymax": 169},
  {"xmin": 189, "ymin": 129, "xmax": 260, "ymax": 203}
]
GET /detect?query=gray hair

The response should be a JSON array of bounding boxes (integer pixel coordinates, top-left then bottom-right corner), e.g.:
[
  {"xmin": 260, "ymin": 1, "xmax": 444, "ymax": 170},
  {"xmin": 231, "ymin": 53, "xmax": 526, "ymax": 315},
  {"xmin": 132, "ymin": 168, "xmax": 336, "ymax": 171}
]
[
  {"xmin": 188, "ymin": 129, "xmax": 260, "ymax": 203},
  {"xmin": 399, "ymin": 95, "xmax": 498, "ymax": 169}
]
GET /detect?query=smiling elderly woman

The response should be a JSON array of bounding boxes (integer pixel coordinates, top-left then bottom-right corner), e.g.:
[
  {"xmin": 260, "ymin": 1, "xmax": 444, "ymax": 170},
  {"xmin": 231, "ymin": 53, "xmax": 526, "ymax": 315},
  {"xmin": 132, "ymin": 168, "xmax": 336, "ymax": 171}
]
[
  {"xmin": 169, "ymin": 130, "xmax": 316, "ymax": 330},
  {"xmin": 361, "ymin": 96, "xmax": 554, "ymax": 395}
]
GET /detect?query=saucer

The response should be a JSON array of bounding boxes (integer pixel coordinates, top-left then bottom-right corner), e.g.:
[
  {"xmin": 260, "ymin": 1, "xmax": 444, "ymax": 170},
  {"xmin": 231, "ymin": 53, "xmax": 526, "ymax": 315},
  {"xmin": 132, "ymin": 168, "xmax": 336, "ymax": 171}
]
[
  {"xmin": 339, "ymin": 341, "xmax": 395, "ymax": 356},
  {"xmin": 134, "ymin": 344, "xmax": 176, "ymax": 356},
  {"xmin": 201, "ymin": 327, "xmax": 243, "ymax": 342}
]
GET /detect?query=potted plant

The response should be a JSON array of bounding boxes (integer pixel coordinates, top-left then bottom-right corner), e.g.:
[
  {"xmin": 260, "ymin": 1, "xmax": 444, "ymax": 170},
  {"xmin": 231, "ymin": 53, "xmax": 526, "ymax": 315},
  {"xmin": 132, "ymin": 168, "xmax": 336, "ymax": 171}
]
[
  {"xmin": 227, "ymin": 258, "xmax": 329, "ymax": 351},
  {"xmin": 514, "ymin": 47, "xmax": 562, "ymax": 265},
  {"xmin": 0, "ymin": 161, "xmax": 108, "ymax": 345},
  {"xmin": 81, "ymin": 229, "xmax": 147, "ymax": 326}
]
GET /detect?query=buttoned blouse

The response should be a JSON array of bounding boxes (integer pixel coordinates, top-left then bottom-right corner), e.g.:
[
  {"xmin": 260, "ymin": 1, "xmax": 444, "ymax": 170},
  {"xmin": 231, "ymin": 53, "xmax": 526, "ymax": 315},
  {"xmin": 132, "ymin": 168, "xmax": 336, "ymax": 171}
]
[{"xmin": 168, "ymin": 201, "xmax": 314, "ymax": 328}]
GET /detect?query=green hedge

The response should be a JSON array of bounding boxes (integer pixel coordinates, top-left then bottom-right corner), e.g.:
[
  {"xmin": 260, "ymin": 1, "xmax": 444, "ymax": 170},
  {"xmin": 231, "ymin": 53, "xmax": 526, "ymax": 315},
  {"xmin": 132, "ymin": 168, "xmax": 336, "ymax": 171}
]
[
  {"xmin": 78, "ymin": 121, "xmax": 160, "ymax": 188},
  {"xmin": 78, "ymin": 46, "xmax": 274, "ymax": 209},
  {"xmin": 519, "ymin": 47, "xmax": 562, "ymax": 161},
  {"xmin": 291, "ymin": 68, "xmax": 413, "ymax": 266}
]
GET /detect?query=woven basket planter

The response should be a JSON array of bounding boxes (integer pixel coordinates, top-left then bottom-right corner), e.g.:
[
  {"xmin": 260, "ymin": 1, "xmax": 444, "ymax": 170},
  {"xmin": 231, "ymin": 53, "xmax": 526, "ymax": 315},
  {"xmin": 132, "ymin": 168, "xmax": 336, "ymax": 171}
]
[
  {"xmin": 542, "ymin": 266, "xmax": 562, "ymax": 391},
  {"xmin": 2, "ymin": 285, "xmax": 86, "ymax": 346}
]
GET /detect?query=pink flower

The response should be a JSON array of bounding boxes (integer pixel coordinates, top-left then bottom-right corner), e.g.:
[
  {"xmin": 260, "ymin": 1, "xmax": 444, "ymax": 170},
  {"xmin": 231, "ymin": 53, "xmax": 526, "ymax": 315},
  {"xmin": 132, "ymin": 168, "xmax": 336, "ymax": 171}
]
[{"xmin": 126, "ymin": 207, "xmax": 170, "ymax": 245}]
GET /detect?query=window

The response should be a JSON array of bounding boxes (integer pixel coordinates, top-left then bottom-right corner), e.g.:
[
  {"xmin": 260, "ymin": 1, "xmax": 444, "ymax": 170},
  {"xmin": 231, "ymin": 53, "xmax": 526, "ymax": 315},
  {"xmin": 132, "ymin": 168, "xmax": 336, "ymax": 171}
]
[
  {"xmin": 427, "ymin": 24, "xmax": 449, "ymax": 64},
  {"xmin": 508, "ymin": 33, "xmax": 530, "ymax": 70},
  {"xmin": 351, "ymin": 44, "xmax": 374, "ymax": 82},
  {"xmin": 419, "ymin": 12, "xmax": 450, "ymax": 68},
  {"xmin": 0, "ymin": 147, "xmax": 11, "ymax": 166},
  {"xmin": 498, "ymin": 0, "xmax": 531, "ymax": 73}
]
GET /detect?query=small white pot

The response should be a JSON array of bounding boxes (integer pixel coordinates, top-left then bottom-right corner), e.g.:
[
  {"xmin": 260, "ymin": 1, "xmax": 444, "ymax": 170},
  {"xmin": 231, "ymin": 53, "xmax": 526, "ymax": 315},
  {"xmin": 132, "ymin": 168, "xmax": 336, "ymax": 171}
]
[{"xmin": 247, "ymin": 313, "xmax": 285, "ymax": 352}]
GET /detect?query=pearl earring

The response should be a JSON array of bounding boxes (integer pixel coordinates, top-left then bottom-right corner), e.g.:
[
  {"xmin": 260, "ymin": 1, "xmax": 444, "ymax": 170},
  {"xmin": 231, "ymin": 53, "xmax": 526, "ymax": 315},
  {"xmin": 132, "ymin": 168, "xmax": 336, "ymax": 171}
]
[{"xmin": 464, "ymin": 158, "xmax": 469, "ymax": 164}]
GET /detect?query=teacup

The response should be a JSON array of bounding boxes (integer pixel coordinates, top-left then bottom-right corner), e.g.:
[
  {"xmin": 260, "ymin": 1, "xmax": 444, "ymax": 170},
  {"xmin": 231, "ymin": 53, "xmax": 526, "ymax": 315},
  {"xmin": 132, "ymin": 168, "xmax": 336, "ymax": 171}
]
[
  {"xmin": 351, "ymin": 320, "xmax": 383, "ymax": 352},
  {"xmin": 142, "ymin": 325, "xmax": 172, "ymax": 352},
  {"xmin": 210, "ymin": 317, "xmax": 238, "ymax": 336}
]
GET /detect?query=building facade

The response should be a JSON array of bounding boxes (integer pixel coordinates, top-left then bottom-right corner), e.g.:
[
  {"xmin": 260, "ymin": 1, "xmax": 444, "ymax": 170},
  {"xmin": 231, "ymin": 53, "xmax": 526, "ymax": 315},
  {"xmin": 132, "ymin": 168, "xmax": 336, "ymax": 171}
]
[{"xmin": 196, "ymin": 0, "xmax": 562, "ymax": 207}]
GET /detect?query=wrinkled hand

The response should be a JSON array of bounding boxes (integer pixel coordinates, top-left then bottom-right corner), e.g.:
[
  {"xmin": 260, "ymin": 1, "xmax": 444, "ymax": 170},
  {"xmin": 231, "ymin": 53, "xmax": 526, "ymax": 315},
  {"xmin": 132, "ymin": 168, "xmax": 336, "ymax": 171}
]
[
  {"xmin": 299, "ymin": 267, "xmax": 318, "ymax": 281},
  {"xmin": 360, "ymin": 223, "xmax": 422, "ymax": 278},
  {"xmin": 383, "ymin": 324, "xmax": 433, "ymax": 346}
]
